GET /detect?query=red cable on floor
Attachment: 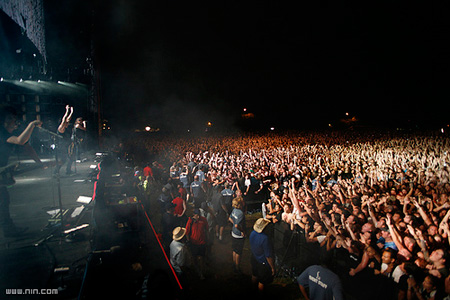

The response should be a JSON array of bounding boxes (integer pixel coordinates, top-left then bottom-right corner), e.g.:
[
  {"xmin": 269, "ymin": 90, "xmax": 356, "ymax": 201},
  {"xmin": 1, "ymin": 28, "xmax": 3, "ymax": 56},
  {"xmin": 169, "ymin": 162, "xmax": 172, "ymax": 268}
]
[{"xmin": 141, "ymin": 203, "xmax": 183, "ymax": 290}]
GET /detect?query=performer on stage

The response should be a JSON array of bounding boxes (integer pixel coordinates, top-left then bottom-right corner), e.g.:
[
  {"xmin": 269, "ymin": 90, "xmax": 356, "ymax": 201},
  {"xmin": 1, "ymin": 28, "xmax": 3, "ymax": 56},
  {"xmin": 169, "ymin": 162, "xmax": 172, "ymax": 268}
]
[
  {"xmin": 71, "ymin": 117, "xmax": 87, "ymax": 160},
  {"xmin": 0, "ymin": 105, "xmax": 42, "ymax": 237},
  {"xmin": 54, "ymin": 105, "xmax": 86, "ymax": 175}
]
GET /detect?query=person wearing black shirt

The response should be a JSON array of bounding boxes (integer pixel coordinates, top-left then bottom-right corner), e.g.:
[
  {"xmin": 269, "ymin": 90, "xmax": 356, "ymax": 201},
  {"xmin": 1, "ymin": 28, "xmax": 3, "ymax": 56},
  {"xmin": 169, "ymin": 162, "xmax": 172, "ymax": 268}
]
[
  {"xmin": 54, "ymin": 105, "xmax": 79, "ymax": 176},
  {"xmin": 71, "ymin": 117, "xmax": 87, "ymax": 160},
  {"xmin": 0, "ymin": 105, "xmax": 42, "ymax": 237}
]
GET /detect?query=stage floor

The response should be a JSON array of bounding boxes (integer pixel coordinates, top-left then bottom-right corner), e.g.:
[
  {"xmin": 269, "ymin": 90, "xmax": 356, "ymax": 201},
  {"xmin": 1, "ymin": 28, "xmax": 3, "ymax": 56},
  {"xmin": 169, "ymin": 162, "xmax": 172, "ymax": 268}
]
[{"xmin": 0, "ymin": 152, "xmax": 301, "ymax": 300}]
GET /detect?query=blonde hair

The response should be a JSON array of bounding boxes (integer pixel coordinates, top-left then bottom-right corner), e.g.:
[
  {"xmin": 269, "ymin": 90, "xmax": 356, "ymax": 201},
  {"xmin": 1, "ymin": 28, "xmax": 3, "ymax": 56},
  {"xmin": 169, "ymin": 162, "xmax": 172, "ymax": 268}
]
[{"xmin": 232, "ymin": 197, "xmax": 244, "ymax": 210}]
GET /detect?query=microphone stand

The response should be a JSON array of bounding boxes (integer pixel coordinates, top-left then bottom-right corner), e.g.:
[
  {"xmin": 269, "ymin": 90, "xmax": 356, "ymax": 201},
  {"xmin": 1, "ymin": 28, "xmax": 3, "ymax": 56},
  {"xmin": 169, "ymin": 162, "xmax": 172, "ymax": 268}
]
[
  {"xmin": 53, "ymin": 134, "xmax": 65, "ymax": 241},
  {"xmin": 38, "ymin": 127, "xmax": 63, "ymax": 139},
  {"xmin": 35, "ymin": 128, "xmax": 67, "ymax": 246}
]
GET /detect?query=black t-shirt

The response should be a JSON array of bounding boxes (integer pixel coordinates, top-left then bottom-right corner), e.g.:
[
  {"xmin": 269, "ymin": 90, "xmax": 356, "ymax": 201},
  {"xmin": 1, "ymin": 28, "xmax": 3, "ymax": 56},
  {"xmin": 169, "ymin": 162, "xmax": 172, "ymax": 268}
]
[
  {"xmin": 0, "ymin": 127, "xmax": 13, "ymax": 167},
  {"xmin": 57, "ymin": 128, "xmax": 72, "ymax": 148},
  {"xmin": 72, "ymin": 127, "xmax": 85, "ymax": 143}
]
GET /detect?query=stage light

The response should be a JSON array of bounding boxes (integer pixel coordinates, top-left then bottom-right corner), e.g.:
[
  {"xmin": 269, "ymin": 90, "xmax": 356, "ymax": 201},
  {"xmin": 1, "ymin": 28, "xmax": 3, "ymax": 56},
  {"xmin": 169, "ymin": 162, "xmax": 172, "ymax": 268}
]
[
  {"xmin": 76, "ymin": 196, "xmax": 92, "ymax": 204},
  {"xmin": 0, "ymin": 78, "xmax": 3, "ymax": 82},
  {"xmin": 20, "ymin": 78, "xmax": 23, "ymax": 82},
  {"xmin": 145, "ymin": 126, "xmax": 151, "ymax": 131},
  {"xmin": 270, "ymin": 127, "xmax": 275, "ymax": 131},
  {"xmin": 64, "ymin": 223, "xmax": 89, "ymax": 234}
]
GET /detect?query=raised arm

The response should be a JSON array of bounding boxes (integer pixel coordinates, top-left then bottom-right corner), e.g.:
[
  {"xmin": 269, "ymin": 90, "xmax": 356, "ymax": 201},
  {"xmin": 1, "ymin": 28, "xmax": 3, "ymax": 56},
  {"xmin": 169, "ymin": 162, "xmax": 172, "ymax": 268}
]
[
  {"xmin": 7, "ymin": 120, "xmax": 42, "ymax": 145},
  {"xmin": 58, "ymin": 105, "xmax": 73, "ymax": 134}
]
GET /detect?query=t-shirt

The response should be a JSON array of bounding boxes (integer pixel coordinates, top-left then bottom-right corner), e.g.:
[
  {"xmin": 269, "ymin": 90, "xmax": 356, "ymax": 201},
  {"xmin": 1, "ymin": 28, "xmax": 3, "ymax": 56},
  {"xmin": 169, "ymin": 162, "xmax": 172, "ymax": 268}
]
[
  {"xmin": 249, "ymin": 230, "xmax": 273, "ymax": 264},
  {"xmin": 392, "ymin": 265, "xmax": 405, "ymax": 283},
  {"xmin": 297, "ymin": 265, "xmax": 344, "ymax": 300},
  {"xmin": 195, "ymin": 170, "xmax": 205, "ymax": 182},
  {"xmin": 170, "ymin": 240, "xmax": 187, "ymax": 274},
  {"xmin": 211, "ymin": 190, "xmax": 226, "ymax": 214},
  {"xmin": 230, "ymin": 208, "xmax": 245, "ymax": 238},
  {"xmin": 190, "ymin": 181, "xmax": 204, "ymax": 198},
  {"xmin": 179, "ymin": 173, "xmax": 189, "ymax": 188},
  {"xmin": 186, "ymin": 216, "xmax": 208, "ymax": 245},
  {"xmin": 384, "ymin": 241, "xmax": 399, "ymax": 251},
  {"xmin": 172, "ymin": 197, "xmax": 184, "ymax": 216},
  {"xmin": 143, "ymin": 166, "xmax": 153, "ymax": 177},
  {"xmin": 221, "ymin": 189, "xmax": 234, "ymax": 212},
  {"xmin": 57, "ymin": 127, "xmax": 72, "ymax": 149}
]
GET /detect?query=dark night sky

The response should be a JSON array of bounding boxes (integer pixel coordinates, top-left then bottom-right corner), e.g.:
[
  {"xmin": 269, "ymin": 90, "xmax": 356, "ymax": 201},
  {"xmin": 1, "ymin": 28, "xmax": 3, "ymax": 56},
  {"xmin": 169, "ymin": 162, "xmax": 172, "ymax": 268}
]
[
  {"xmin": 94, "ymin": 1, "xmax": 450, "ymax": 131},
  {"xmin": 3, "ymin": 1, "xmax": 450, "ymax": 132}
]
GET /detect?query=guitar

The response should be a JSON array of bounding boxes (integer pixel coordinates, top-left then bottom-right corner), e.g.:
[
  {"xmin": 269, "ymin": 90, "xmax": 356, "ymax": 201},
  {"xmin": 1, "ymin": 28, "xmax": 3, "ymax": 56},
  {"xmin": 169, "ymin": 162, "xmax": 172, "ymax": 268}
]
[
  {"xmin": 0, "ymin": 163, "xmax": 18, "ymax": 186},
  {"xmin": 0, "ymin": 162, "xmax": 55, "ymax": 186}
]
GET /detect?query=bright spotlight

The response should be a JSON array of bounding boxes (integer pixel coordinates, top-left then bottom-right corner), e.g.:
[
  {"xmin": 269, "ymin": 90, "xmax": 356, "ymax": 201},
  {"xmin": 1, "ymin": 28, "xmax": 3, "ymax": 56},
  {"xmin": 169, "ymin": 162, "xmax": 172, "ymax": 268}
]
[{"xmin": 145, "ymin": 126, "xmax": 151, "ymax": 132}]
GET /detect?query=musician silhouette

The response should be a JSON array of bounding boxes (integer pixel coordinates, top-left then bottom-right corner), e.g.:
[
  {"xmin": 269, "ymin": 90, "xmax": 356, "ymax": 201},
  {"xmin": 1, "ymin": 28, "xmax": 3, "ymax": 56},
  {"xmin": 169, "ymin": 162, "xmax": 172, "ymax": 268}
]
[
  {"xmin": 0, "ymin": 105, "xmax": 43, "ymax": 237},
  {"xmin": 53, "ymin": 106, "xmax": 86, "ymax": 176}
]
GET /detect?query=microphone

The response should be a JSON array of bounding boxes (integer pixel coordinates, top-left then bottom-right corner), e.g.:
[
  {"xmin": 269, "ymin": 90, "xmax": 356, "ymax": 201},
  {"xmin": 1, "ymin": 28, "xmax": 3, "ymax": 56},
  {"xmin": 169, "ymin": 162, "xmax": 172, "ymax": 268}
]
[{"xmin": 91, "ymin": 246, "xmax": 121, "ymax": 254}]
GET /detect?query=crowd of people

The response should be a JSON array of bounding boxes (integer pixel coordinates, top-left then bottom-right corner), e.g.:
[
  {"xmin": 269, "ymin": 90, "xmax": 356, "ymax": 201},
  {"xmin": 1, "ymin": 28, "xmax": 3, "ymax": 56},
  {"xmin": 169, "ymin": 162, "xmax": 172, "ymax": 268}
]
[{"xmin": 127, "ymin": 131, "xmax": 450, "ymax": 299}]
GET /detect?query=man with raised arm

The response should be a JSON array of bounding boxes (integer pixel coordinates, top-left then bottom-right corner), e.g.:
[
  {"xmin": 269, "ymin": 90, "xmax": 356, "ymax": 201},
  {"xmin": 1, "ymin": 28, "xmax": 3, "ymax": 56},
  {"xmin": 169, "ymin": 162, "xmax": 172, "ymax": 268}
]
[{"xmin": 0, "ymin": 105, "xmax": 42, "ymax": 237}]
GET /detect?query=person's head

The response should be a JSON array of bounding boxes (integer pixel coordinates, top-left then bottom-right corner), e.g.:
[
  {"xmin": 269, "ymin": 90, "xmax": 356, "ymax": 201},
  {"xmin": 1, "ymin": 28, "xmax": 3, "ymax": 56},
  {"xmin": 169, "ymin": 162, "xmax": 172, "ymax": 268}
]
[
  {"xmin": 380, "ymin": 227, "xmax": 391, "ymax": 239},
  {"xmin": 192, "ymin": 208, "xmax": 200, "ymax": 221},
  {"xmin": 392, "ymin": 211, "xmax": 403, "ymax": 223},
  {"xmin": 172, "ymin": 227, "xmax": 186, "ymax": 242},
  {"xmin": 381, "ymin": 248, "xmax": 396, "ymax": 265},
  {"xmin": 253, "ymin": 218, "xmax": 270, "ymax": 233},
  {"xmin": 346, "ymin": 214, "xmax": 356, "ymax": 225},
  {"xmin": 422, "ymin": 275, "xmax": 438, "ymax": 293},
  {"xmin": 365, "ymin": 246, "xmax": 377, "ymax": 258},
  {"xmin": 194, "ymin": 175, "xmax": 199, "ymax": 181},
  {"xmin": 428, "ymin": 224, "xmax": 438, "ymax": 236},
  {"xmin": 429, "ymin": 248, "xmax": 448, "ymax": 267},
  {"xmin": 361, "ymin": 222, "xmax": 374, "ymax": 234},
  {"xmin": 0, "ymin": 105, "xmax": 19, "ymax": 133},
  {"xmin": 313, "ymin": 222, "xmax": 322, "ymax": 232},
  {"xmin": 404, "ymin": 236, "xmax": 416, "ymax": 250},
  {"xmin": 404, "ymin": 214, "xmax": 412, "ymax": 224},
  {"xmin": 283, "ymin": 203, "xmax": 292, "ymax": 213}
]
